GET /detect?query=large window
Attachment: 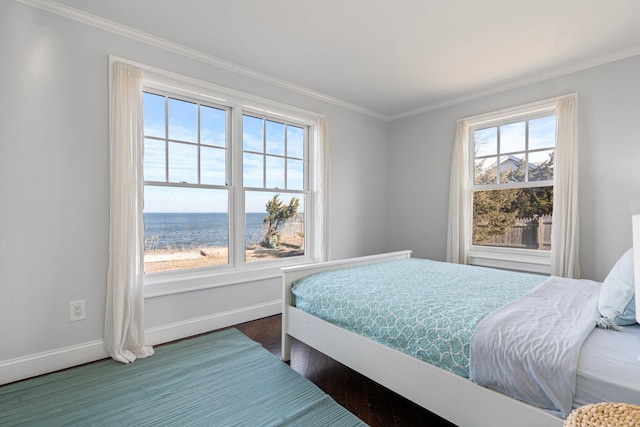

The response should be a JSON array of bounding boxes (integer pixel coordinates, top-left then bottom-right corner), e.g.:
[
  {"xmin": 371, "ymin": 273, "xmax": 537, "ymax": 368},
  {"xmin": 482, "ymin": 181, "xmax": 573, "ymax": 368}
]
[
  {"xmin": 448, "ymin": 94, "xmax": 577, "ymax": 275},
  {"xmin": 472, "ymin": 113, "xmax": 556, "ymax": 251},
  {"xmin": 142, "ymin": 90, "xmax": 310, "ymax": 274},
  {"xmin": 460, "ymin": 99, "xmax": 564, "ymax": 273}
]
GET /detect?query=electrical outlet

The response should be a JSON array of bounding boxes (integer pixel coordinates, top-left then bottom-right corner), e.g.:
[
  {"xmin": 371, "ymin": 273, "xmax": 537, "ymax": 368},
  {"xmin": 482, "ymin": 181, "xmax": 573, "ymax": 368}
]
[{"xmin": 69, "ymin": 300, "xmax": 86, "ymax": 322}]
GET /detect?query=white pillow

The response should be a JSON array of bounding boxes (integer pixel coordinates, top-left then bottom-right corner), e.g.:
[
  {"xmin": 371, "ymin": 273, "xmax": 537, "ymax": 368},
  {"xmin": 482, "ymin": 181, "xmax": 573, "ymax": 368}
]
[{"xmin": 598, "ymin": 248, "xmax": 636, "ymax": 325}]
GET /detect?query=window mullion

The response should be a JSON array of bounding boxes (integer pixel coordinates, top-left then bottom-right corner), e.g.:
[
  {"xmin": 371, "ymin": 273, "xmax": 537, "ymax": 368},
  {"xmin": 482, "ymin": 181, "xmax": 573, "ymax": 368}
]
[
  {"xmin": 164, "ymin": 95, "xmax": 169, "ymax": 182},
  {"xmin": 197, "ymin": 102, "xmax": 201, "ymax": 185},
  {"xmin": 284, "ymin": 124, "xmax": 288, "ymax": 190},
  {"xmin": 232, "ymin": 107, "xmax": 245, "ymax": 267},
  {"xmin": 262, "ymin": 119, "xmax": 267, "ymax": 188},
  {"xmin": 473, "ymin": 180, "xmax": 554, "ymax": 192},
  {"xmin": 524, "ymin": 120, "xmax": 529, "ymax": 183},
  {"xmin": 496, "ymin": 125, "xmax": 501, "ymax": 184}
]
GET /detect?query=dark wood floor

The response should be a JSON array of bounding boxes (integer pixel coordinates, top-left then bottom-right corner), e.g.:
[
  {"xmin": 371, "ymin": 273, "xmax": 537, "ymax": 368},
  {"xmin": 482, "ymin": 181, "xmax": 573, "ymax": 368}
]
[{"xmin": 234, "ymin": 314, "xmax": 457, "ymax": 427}]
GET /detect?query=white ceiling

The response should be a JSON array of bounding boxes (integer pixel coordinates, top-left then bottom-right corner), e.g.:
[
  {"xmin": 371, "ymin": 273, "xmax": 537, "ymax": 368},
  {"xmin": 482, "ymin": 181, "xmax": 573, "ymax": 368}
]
[{"xmin": 43, "ymin": 0, "xmax": 640, "ymax": 118}]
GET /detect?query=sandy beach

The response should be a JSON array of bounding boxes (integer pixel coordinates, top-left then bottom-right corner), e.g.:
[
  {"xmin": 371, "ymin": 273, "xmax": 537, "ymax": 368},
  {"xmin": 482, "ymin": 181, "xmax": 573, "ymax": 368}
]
[{"xmin": 144, "ymin": 241, "xmax": 303, "ymax": 273}]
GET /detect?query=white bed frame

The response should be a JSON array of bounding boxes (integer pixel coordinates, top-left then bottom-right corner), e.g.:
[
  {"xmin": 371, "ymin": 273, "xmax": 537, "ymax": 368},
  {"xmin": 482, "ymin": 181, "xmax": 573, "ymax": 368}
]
[
  {"xmin": 282, "ymin": 250, "xmax": 565, "ymax": 427},
  {"xmin": 283, "ymin": 217, "xmax": 640, "ymax": 427}
]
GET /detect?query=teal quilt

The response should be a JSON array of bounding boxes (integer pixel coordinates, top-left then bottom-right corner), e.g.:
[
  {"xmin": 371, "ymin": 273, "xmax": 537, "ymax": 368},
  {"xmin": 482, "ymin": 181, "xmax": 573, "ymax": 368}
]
[{"xmin": 292, "ymin": 258, "xmax": 546, "ymax": 378}]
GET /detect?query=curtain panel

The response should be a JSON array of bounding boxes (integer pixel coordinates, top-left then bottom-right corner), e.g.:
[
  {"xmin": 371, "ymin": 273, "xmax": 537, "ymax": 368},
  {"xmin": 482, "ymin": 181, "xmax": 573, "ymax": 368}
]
[
  {"xmin": 314, "ymin": 117, "xmax": 331, "ymax": 262},
  {"xmin": 446, "ymin": 120, "xmax": 471, "ymax": 264},
  {"xmin": 105, "ymin": 62, "xmax": 154, "ymax": 363},
  {"xmin": 551, "ymin": 95, "xmax": 580, "ymax": 278}
]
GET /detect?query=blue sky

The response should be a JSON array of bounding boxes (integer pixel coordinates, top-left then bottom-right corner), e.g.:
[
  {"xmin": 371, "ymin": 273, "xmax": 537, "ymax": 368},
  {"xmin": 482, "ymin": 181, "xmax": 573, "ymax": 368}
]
[
  {"xmin": 473, "ymin": 115, "xmax": 556, "ymax": 182},
  {"xmin": 142, "ymin": 92, "xmax": 304, "ymax": 213}
]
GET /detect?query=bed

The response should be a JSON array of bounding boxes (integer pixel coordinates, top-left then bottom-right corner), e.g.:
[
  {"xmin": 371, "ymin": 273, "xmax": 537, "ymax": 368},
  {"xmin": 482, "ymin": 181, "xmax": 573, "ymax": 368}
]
[{"xmin": 281, "ymin": 215, "xmax": 640, "ymax": 427}]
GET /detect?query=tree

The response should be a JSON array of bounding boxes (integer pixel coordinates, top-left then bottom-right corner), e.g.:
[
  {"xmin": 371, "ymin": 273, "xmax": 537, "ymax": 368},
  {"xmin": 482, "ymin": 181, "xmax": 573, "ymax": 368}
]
[
  {"xmin": 262, "ymin": 195, "xmax": 300, "ymax": 248},
  {"xmin": 473, "ymin": 159, "xmax": 520, "ymax": 244},
  {"xmin": 472, "ymin": 152, "xmax": 554, "ymax": 244},
  {"xmin": 514, "ymin": 152, "xmax": 554, "ymax": 218},
  {"xmin": 473, "ymin": 188, "xmax": 520, "ymax": 244}
]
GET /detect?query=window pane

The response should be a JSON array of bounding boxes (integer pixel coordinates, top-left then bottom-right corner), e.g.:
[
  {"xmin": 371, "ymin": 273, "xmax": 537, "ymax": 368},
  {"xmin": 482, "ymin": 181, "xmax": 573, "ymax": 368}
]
[
  {"xmin": 500, "ymin": 122, "xmax": 525, "ymax": 153},
  {"xmin": 143, "ymin": 92, "xmax": 165, "ymax": 138},
  {"xmin": 201, "ymin": 146, "xmax": 226, "ymax": 185},
  {"xmin": 201, "ymin": 105, "xmax": 226, "ymax": 147},
  {"xmin": 474, "ymin": 127, "xmax": 497, "ymax": 157},
  {"xmin": 266, "ymin": 156, "xmax": 285, "ymax": 189},
  {"xmin": 529, "ymin": 115, "xmax": 556, "ymax": 150},
  {"xmin": 143, "ymin": 186, "xmax": 229, "ymax": 273},
  {"xmin": 474, "ymin": 157, "xmax": 497, "ymax": 185},
  {"xmin": 243, "ymin": 115, "xmax": 264, "ymax": 152},
  {"xmin": 266, "ymin": 120, "xmax": 285, "ymax": 155},
  {"xmin": 529, "ymin": 149, "xmax": 554, "ymax": 181},
  {"xmin": 243, "ymin": 152, "xmax": 263, "ymax": 187},
  {"xmin": 245, "ymin": 191, "xmax": 305, "ymax": 262},
  {"xmin": 168, "ymin": 98, "xmax": 197, "ymax": 142},
  {"xmin": 473, "ymin": 187, "xmax": 553, "ymax": 250},
  {"xmin": 287, "ymin": 159, "xmax": 304, "ymax": 190},
  {"xmin": 168, "ymin": 142, "xmax": 197, "ymax": 183},
  {"xmin": 287, "ymin": 126, "xmax": 304, "ymax": 158},
  {"xmin": 499, "ymin": 154, "xmax": 525, "ymax": 183},
  {"xmin": 144, "ymin": 138, "xmax": 166, "ymax": 182}
]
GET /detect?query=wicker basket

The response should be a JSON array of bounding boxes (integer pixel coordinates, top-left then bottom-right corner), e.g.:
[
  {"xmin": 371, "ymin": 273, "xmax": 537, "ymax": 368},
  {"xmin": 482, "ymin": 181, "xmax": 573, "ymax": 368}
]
[{"xmin": 564, "ymin": 402, "xmax": 640, "ymax": 427}]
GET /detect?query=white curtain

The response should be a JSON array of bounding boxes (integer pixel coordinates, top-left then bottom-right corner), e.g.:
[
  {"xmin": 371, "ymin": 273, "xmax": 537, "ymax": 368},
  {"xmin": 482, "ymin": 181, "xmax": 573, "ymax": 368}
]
[
  {"xmin": 551, "ymin": 95, "xmax": 580, "ymax": 278},
  {"xmin": 105, "ymin": 62, "xmax": 154, "ymax": 363},
  {"xmin": 313, "ymin": 117, "xmax": 331, "ymax": 262},
  {"xmin": 446, "ymin": 120, "xmax": 471, "ymax": 264}
]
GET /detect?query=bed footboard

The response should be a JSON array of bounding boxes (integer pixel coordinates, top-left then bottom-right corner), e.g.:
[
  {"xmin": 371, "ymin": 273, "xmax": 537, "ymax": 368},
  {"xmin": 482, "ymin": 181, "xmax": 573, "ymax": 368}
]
[{"xmin": 281, "ymin": 250, "xmax": 412, "ymax": 361}]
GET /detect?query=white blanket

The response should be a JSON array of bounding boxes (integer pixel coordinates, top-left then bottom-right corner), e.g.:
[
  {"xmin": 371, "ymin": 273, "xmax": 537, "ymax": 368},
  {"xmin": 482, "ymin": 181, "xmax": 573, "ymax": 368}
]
[{"xmin": 469, "ymin": 276, "xmax": 601, "ymax": 418}]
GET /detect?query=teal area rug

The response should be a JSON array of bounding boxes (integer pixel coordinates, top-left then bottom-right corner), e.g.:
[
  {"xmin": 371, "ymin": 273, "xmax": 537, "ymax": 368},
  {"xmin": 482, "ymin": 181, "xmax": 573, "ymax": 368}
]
[{"xmin": 0, "ymin": 328, "xmax": 366, "ymax": 427}]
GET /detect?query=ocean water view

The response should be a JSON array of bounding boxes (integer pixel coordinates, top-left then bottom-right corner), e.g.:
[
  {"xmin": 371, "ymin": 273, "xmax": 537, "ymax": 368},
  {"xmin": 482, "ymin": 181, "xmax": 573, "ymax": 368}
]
[{"xmin": 144, "ymin": 212, "xmax": 267, "ymax": 251}]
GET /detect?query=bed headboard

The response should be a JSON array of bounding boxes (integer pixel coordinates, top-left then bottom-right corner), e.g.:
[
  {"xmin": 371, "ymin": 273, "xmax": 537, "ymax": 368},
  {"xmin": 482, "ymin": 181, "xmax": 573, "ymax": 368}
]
[{"xmin": 634, "ymin": 215, "xmax": 640, "ymax": 323}]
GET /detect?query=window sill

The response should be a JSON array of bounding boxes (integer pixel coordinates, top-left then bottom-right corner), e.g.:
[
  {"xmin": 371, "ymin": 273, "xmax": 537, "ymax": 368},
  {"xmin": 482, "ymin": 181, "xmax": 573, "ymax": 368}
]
[
  {"xmin": 144, "ymin": 255, "xmax": 316, "ymax": 298},
  {"xmin": 468, "ymin": 246, "xmax": 551, "ymax": 275}
]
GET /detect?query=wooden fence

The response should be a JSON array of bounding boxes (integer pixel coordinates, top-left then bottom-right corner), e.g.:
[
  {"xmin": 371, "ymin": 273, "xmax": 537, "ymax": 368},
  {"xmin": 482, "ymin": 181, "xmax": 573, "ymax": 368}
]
[
  {"xmin": 279, "ymin": 213, "xmax": 305, "ymax": 248},
  {"xmin": 480, "ymin": 215, "xmax": 552, "ymax": 250}
]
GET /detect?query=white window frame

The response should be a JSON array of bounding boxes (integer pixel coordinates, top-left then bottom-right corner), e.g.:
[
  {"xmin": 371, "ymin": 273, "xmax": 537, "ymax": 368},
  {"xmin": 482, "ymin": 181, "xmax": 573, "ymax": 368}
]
[
  {"xmin": 234, "ymin": 110, "xmax": 310, "ymax": 266},
  {"xmin": 466, "ymin": 99, "xmax": 558, "ymax": 274},
  {"xmin": 116, "ymin": 57, "xmax": 323, "ymax": 296}
]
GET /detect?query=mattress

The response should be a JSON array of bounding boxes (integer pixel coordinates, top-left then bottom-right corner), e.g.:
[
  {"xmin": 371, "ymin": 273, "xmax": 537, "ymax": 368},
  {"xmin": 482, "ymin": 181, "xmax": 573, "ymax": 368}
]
[
  {"xmin": 574, "ymin": 324, "xmax": 640, "ymax": 409},
  {"xmin": 291, "ymin": 258, "xmax": 546, "ymax": 377}
]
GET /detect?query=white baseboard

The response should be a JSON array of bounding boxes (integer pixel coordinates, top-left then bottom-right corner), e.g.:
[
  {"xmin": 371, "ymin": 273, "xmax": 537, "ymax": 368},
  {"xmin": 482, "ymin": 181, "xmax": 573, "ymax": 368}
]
[
  {"xmin": 0, "ymin": 301, "xmax": 281, "ymax": 386},
  {"xmin": 0, "ymin": 340, "xmax": 108, "ymax": 386},
  {"xmin": 145, "ymin": 300, "xmax": 281, "ymax": 345}
]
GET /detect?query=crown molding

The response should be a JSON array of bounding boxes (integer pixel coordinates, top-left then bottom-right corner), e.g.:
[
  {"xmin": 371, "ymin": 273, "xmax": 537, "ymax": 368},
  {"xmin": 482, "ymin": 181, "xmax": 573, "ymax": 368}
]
[
  {"xmin": 388, "ymin": 45, "xmax": 640, "ymax": 121},
  {"xmin": 14, "ymin": 0, "xmax": 640, "ymax": 123},
  {"xmin": 15, "ymin": 0, "xmax": 388, "ymax": 121}
]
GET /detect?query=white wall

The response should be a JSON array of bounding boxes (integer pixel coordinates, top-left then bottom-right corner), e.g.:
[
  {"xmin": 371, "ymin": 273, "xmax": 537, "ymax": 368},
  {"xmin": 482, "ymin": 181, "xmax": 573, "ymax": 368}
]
[
  {"xmin": 388, "ymin": 55, "xmax": 640, "ymax": 281},
  {"xmin": 0, "ymin": 1, "xmax": 390, "ymax": 380}
]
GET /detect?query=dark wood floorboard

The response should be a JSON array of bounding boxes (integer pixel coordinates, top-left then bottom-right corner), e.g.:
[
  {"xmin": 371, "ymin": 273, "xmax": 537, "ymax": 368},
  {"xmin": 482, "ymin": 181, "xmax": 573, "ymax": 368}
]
[{"xmin": 235, "ymin": 314, "xmax": 457, "ymax": 427}]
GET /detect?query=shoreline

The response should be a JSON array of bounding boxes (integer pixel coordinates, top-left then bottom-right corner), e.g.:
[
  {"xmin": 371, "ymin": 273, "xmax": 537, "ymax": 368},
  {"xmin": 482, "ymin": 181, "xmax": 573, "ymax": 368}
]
[
  {"xmin": 144, "ymin": 247, "xmax": 228, "ymax": 263},
  {"xmin": 144, "ymin": 242, "xmax": 303, "ymax": 273}
]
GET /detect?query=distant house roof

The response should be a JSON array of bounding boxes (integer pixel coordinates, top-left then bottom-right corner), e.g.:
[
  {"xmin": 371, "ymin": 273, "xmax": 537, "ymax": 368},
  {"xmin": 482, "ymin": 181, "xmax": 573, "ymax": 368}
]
[{"xmin": 498, "ymin": 155, "xmax": 537, "ymax": 173}]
